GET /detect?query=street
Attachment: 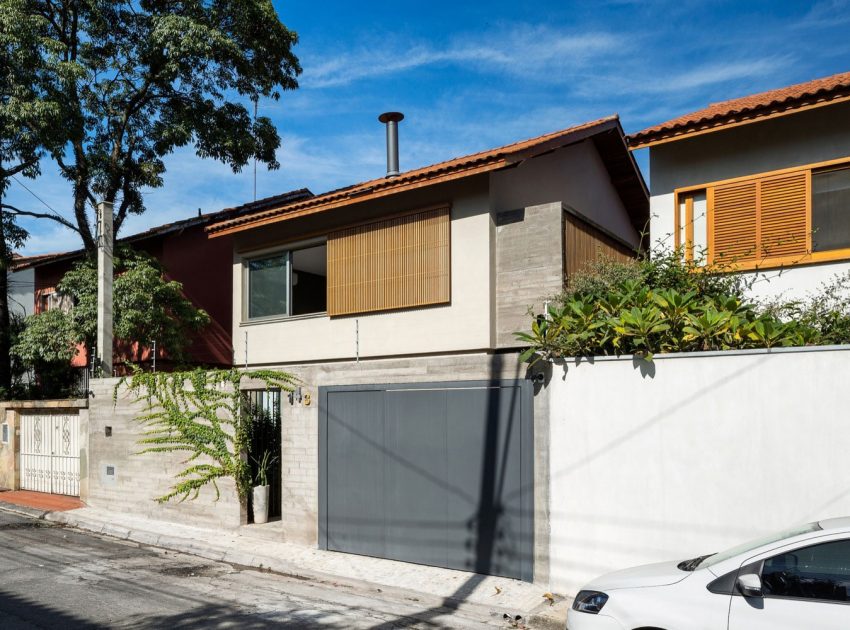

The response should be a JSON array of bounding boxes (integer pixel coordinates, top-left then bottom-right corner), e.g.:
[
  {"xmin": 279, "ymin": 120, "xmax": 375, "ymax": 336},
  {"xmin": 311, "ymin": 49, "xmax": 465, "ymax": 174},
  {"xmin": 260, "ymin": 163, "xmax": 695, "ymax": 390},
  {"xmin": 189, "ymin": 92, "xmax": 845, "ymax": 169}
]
[{"xmin": 0, "ymin": 510, "xmax": 508, "ymax": 629}]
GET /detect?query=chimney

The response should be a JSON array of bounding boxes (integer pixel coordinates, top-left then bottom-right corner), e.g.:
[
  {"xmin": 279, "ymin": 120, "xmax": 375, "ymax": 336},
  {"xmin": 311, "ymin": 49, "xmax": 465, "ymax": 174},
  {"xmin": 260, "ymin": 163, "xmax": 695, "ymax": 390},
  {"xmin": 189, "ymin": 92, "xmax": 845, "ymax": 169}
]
[{"xmin": 378, "ymin": 112, "xmax": 404, "ymax": 178}]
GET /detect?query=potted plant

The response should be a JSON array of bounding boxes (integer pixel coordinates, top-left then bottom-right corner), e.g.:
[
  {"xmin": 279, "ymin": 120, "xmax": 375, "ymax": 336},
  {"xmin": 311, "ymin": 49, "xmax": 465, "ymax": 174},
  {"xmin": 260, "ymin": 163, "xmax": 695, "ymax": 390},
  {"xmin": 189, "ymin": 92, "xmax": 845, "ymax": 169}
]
[{"xmin": 251, "ymin": 450, "xmax": 277, "ymax": 524}]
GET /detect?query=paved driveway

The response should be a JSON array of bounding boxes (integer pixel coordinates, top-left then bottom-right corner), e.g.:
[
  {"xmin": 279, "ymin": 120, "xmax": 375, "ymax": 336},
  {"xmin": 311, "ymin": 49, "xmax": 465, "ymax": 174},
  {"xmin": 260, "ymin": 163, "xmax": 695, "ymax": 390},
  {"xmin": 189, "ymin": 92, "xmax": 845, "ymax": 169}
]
[{"xmin": 0, "ymin": 510, "xmax": 505, "ymax": 629}]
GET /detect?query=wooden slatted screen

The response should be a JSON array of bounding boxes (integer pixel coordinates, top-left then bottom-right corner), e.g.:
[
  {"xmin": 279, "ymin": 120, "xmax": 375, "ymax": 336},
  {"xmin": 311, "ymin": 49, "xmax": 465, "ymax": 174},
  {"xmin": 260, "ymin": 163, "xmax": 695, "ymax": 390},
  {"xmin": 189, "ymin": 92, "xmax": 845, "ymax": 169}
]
[
  {"xmin": 709, "ymin": 168, "xmax": 809, "ymax": 265},
  {"xmin": 327, "ymin": 206, "xmax": 450, "ymax": 316},
  {"xmin": 759, "ymin": 171, "xmax": 809, "ymax": 259},
  {"xmin": 712, "ymin": 180, "xmax": 758, "ymax": 263},
  {"xmin": 564, "ymin": 212, "xmax": 635, "ymax": 280}
]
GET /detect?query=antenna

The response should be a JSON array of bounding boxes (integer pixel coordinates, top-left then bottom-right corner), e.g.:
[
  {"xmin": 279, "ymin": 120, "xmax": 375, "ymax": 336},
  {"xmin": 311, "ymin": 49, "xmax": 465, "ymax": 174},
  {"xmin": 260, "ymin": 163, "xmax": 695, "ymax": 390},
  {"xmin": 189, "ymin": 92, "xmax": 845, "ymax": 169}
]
[{"xmin": 253, "ymin": 97, "xmax": 258, "ymax": 202}]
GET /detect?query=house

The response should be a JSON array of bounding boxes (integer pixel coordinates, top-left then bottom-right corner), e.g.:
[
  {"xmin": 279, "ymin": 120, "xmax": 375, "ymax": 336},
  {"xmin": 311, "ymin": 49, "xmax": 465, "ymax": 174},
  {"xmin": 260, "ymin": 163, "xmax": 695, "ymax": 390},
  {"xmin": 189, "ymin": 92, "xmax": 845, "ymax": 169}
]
[
  {"xmin": 195, "ymin": 114, "xmax": 648, "ymax": 584},
  {"xmin": 628, "ymin": 70, "xmax": 850, "ymax": 300},
  {"xmin": 10, "ymin": 188, "xmax": 313, "ymax": 371}
]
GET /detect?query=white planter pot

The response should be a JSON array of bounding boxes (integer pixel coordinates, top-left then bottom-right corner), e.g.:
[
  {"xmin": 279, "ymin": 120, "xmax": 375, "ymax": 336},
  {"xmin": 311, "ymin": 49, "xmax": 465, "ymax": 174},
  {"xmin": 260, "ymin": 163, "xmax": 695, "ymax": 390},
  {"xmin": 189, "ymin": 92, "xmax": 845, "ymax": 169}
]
[{"xmin": 252, "ymin": 485, "xmax": 270, "ymax": 524}]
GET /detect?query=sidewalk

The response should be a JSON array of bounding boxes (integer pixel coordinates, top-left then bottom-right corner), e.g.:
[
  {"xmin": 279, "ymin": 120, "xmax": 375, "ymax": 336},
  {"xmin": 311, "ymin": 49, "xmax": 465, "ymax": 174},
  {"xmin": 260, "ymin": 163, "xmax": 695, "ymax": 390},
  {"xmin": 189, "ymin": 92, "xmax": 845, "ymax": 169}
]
[{"xmin": 34, "ymin": 506, "xmax": 569, "ymax": 629}]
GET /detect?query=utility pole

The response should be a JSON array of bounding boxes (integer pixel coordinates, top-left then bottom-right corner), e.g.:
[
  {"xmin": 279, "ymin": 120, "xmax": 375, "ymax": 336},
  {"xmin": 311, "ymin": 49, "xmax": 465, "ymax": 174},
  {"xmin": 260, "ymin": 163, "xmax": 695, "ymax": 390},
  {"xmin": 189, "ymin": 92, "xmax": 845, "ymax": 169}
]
[{"xmin": 96, "ymin": 201, "xmax": 114, "ymax": 377}]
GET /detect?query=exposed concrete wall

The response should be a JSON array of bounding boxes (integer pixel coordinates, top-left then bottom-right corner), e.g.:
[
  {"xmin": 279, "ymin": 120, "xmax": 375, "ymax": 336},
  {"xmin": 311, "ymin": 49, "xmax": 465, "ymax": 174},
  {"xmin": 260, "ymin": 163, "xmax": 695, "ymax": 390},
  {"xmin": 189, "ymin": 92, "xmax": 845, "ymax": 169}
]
[
  {"xmin": 234, "ymin": 191, "xmax": 493, "ymax": 365},
  {"xmin": 494, "ymin": 202, "xmax": 563, "ymax": 348},
  {"xmin": 490, "ymin": 140, "xmax": 641, "ymax": 247},
  {"xmin": 8, "ymin": 267, "xmax": 34, "ymax": 318},
  {"xmin": 547, "ymin": 346, "xmax": 850, "ymax": 595},
  {"xmin": 244, "ymin": 351, "xmax": 552, "ymax": 587},
  {"xmin": 84, "ymin": 378, "xmax": 243, "ymax": 529}
]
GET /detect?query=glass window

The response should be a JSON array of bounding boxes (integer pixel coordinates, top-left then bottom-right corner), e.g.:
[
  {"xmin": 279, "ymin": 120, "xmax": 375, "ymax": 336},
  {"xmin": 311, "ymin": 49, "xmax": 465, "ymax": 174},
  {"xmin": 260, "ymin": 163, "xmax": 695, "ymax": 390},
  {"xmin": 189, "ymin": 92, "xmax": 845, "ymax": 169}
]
[
  {"xmin": 248, "ymin": 254, "xmax": 289, "ymax": 319},
  {"xmin": 762, "ymin": 539, "xmax": 850, "ymax": 602},
  {"xmin": 247, "ymin": 243, "xmax": 327, "ymax": 319},
  {"xmin": 812, "ymin": 167, "xmax": 850, "ymax": 253},
  {"xmin": 291, "ymin": 244, "xmax": 327, "ymax": 316},
  {"xmin": 699, "ymin": 522, "xmax": 822, "ymax": 570}
]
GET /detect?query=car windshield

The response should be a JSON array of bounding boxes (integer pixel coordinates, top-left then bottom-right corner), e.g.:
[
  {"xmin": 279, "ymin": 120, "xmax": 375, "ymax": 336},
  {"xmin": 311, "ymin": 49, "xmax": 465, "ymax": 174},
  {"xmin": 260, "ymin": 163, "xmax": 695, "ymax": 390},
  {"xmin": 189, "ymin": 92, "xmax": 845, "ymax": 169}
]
[{"xmin": 697, "ymin": 522, "xmax": 823, "ymax": 570}]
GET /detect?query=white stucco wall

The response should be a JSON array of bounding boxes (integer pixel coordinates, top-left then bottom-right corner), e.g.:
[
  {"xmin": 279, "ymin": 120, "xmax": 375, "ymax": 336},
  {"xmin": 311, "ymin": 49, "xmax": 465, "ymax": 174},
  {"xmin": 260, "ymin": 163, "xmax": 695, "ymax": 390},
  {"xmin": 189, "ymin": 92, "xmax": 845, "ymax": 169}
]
[
  {"xmin": 234, "ymin": 191, "xmax": 492, "ymax": 364},
  {"xmin": 547, "ymin": 346, "xmax": 850, "ymax": 596},
  {"xmin": 8, "ymin": 267, "xmax": 34, "ymax": 318},
  {"xmin": 648, "ymin": 102, "xmax": 850, "ymax": 301},
  {"xmin": 491, "ymin": 139, "xmax": 640, "ymax": 247}
]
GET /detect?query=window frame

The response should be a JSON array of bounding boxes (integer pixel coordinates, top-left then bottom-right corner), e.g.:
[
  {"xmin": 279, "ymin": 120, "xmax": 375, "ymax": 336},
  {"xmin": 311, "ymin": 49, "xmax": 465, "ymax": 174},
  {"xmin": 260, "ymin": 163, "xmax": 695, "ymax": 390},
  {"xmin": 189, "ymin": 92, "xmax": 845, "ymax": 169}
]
[
  {"xmin": 242, "ymin": 237, "xmax": 328, "ymax": 323},
  {"xmin": 758, "ymin": 538, "xmax": 850, "ymax": 606},
  {"xmin": 674, "ymin": 155, "xmax": 850, "ymax": 270}
]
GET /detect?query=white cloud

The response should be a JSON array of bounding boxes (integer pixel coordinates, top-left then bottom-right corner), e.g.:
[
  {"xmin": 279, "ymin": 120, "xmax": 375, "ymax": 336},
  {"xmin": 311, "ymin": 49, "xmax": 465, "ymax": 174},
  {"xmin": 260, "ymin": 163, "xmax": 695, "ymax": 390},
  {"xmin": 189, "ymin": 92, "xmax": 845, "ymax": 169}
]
[{"xmin": 301, "ymin": 25, "xmax": 623, "ymax": 88}]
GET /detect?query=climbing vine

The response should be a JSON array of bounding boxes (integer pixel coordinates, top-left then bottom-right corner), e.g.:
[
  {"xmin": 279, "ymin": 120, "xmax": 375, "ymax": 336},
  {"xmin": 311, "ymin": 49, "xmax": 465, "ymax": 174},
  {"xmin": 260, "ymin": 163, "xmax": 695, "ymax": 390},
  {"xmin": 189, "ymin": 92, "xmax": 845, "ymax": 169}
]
[{"xmin": 115, "ymin": 368, "xmax": 297, "ymax": 503}]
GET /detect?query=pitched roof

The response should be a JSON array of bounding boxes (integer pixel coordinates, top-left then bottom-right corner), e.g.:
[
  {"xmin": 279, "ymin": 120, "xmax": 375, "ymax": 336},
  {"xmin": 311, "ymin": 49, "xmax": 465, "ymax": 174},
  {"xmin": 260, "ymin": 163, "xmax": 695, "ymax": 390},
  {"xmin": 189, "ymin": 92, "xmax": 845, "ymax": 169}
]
[
  {"xmin": 11, "ymin": 188, "xmax": 314, "ymax": 271},
  {"xmin": 207, "ymin": 115, "xmax": 649, "ymax": 236},
  {"xmin": 628, "ymin": 71, "xmax": 850, "ymax": 148}
]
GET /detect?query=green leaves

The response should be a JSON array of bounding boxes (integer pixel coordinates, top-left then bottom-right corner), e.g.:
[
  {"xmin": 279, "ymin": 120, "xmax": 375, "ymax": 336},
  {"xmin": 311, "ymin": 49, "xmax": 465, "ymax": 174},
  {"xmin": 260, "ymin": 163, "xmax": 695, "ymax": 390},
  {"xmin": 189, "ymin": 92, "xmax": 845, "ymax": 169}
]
[
  {"xmin": 2, "ymin": 0, "xmax": 301, "ymax": 248},
  {"xmin": 56, "ymin": 246, "xmax": 210, "ymax": 363},
  {"xmin": 515, "ymin": 252, "xmax": 835, "ymax": 363},
  {"xmin": 116, "ymin": 367, "xmax": 296, "ymax": 503}
]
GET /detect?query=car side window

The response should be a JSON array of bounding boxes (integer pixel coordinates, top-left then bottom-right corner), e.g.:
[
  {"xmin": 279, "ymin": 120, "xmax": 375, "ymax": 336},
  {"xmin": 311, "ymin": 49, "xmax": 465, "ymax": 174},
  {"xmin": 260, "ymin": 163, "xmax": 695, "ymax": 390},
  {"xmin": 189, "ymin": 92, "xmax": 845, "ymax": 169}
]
[{"xmin": 761, "ymin": 539, "xmax": 850, "ymax": 603}]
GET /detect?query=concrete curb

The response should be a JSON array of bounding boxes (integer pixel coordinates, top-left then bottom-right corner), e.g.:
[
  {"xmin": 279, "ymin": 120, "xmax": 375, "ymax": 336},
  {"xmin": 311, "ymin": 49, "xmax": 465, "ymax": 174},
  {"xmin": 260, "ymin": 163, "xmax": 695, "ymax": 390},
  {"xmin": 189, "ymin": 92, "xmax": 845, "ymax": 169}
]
[
  {"xmin": 45, "ymin": 510, "xmax": 537, "ymax": 627},
  {"xmin": 0, "ymin": 500, "xmax": 50, "ymax": 520},
  {"xmin": 527, "ymin": 600, "xmax": 571, "ymax": 630}
]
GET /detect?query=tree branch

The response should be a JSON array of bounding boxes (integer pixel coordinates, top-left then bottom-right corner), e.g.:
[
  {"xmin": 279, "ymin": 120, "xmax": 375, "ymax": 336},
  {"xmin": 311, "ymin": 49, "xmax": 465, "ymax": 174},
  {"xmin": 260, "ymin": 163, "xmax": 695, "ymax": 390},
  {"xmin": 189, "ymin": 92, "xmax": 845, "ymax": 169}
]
[
  {"xmin": 0, "ymin": 159, "xmax": 39, "ymax": 179},
  {"xmin": 1, "ymin": 204, "xmax": 81, "ymax": 235}
]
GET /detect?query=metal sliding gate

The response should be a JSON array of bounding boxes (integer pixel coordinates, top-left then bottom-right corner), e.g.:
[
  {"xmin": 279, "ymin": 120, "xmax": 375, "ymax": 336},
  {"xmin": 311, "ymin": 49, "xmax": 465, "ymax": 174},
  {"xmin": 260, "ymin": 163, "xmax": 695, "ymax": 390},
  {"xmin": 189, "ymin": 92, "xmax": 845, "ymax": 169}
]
[{"xmin": 20, "ymin": 413, "xmax": 81, "ymax": 496}]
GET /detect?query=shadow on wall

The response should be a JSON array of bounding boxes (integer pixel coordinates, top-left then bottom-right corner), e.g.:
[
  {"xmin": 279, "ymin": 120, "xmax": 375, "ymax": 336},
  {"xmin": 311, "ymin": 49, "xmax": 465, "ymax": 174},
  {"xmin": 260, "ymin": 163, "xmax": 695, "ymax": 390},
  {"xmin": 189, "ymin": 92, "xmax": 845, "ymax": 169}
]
[{"xmin": 370, "ymin": 357, "xmax": 526, "ymax": 629}]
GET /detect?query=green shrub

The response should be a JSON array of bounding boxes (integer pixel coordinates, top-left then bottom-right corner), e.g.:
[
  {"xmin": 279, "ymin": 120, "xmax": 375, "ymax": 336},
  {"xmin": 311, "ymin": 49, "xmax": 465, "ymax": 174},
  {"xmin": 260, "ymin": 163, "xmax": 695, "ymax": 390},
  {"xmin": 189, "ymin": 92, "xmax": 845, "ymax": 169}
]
[{"xmin": 516, "ymin": 250, "xmax": 846, "ymax": 364}]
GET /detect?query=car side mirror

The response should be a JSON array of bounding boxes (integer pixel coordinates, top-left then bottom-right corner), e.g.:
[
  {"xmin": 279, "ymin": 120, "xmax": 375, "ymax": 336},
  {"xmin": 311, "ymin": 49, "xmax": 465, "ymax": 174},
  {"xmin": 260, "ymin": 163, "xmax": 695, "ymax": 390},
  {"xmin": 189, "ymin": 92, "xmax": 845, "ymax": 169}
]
[{"xmin": 736, "ymin": 573, "xmax": 763, "ymax": 598}]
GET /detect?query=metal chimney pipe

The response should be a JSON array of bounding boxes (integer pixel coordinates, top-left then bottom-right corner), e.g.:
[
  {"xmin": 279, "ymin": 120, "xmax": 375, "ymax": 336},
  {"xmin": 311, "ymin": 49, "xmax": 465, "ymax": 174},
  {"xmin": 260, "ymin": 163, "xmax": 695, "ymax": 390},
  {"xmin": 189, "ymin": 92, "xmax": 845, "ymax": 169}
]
[{"xmin": 378, "ymin": 112, "xmax": 404, "ymax": 178}]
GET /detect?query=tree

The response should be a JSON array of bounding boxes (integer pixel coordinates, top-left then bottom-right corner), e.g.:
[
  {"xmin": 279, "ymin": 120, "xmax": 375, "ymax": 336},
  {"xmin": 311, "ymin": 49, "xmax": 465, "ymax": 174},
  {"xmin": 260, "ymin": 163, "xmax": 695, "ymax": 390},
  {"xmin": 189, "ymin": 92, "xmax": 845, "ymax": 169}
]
[
  {"xmin": 12, "ymin": 247, "xmax": 211, "ymax": 391},
  {"xmin": 11, "ymin": 307, "xmax": 79, "ymax": 397},
  {"xmin": 11, "ymin": 0, "xmax": 300, "ymax": 251},
  {"xmin": 57, "ymin": 246, "xmax": 211, "ymax": 363},
  {"xmin": 0, "ymin": 0, "xmax": 64, "ymax": 394}
]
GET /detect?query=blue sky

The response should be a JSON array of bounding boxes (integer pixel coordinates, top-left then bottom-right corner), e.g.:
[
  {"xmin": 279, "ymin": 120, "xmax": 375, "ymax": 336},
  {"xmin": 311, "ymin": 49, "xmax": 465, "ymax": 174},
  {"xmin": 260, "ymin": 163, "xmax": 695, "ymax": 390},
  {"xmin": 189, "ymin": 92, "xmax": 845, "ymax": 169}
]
[{"xmin": 7, "ymin": 0, "xmax": 850, "ymax": 254}]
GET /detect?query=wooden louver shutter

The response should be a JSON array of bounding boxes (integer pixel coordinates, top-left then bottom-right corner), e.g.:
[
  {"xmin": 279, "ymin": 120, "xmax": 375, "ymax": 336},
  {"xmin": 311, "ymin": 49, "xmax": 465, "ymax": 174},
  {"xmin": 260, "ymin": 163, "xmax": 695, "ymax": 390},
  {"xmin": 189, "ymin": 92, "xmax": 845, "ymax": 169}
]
[
  {"xmin": 759, "ymin": 171, "xmax": 809, "ymax": 259},
  {"xmin": 710, "ymin": 169, "xmax": 809, "ymax": 264},
  {"xmin": 712, "ymin": 180, "xmax": 758, "ymax": 263},
  {"xmin": 326, "ymin": 206, "xmax": 450, "ymax": 317}
]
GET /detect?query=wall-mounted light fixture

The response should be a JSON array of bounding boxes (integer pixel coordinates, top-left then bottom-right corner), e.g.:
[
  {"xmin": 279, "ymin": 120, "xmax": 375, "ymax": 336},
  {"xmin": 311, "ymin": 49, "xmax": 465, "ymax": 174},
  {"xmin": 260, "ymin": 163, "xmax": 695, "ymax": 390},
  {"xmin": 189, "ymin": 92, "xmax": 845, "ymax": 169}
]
[{"xmin": 288, "ymin": 386, "xmax": 303, "ymax": 405}]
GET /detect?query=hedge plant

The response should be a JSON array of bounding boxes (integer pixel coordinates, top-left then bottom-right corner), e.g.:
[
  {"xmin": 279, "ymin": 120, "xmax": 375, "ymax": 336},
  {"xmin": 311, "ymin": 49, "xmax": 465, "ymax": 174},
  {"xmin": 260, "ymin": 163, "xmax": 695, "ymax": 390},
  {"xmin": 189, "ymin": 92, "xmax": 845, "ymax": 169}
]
[{"xmin": 517, "ymin": 249, "xmax": 850, "ymax": 364}]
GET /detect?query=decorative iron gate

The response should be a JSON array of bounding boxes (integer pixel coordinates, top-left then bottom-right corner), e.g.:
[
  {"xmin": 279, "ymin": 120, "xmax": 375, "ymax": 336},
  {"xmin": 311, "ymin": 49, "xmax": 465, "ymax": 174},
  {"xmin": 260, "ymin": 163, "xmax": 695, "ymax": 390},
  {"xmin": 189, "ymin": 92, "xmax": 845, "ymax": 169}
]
[{"xmin": 20, "ymin": 413, "xmax": 81, "ymax": 496}]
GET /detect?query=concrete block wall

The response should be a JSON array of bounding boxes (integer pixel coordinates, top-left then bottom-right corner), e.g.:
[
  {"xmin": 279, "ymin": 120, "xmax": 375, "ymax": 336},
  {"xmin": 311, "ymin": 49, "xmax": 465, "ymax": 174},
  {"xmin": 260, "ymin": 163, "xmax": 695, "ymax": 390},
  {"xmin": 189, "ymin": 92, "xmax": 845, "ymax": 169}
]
[
  {"xmin": 495, "ymin": 202, "xmax": 564, "ymax": 348},
  {"xmin": 85, "ymin": 378, "xmax": 243, "ymax": 529},
  {"xmin": 251, "ymin": 350, "xmax": 552, "ymax": 586}
]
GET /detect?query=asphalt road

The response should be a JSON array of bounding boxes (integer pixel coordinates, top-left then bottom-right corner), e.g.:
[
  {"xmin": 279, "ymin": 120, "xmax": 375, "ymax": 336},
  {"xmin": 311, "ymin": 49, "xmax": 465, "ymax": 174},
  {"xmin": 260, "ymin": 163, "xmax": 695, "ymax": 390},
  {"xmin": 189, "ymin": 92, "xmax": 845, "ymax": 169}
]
[{"xmin": 0, "ymin": 510, "xmax": 507, "ymax": 629}]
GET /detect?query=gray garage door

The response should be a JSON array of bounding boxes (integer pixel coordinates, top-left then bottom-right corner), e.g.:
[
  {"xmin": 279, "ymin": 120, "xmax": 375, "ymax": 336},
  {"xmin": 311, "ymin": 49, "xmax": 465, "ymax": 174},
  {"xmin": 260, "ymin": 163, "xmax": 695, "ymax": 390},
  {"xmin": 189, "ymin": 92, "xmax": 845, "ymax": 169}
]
[{"xmin": 319, "ymin": 380, "xmax": 533, "ymax": 582}]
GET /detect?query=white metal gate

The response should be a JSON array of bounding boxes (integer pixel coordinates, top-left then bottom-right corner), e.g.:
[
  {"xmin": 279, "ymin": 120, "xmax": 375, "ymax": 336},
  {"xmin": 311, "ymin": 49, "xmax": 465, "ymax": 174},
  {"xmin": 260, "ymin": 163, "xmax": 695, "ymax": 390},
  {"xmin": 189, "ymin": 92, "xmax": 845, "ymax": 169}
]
[{"xmin": 20, "ymin": 413, "xmax": 80, "ymax": 496}]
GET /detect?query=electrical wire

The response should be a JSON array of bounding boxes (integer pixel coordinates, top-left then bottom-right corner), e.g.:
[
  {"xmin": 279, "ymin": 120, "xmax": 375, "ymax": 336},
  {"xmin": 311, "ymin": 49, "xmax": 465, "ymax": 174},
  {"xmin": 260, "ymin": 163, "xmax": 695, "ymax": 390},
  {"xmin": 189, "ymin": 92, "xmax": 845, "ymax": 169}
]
[{"xmin": 10, "ymin": 175, "xmax": 75, "ymax": 223}]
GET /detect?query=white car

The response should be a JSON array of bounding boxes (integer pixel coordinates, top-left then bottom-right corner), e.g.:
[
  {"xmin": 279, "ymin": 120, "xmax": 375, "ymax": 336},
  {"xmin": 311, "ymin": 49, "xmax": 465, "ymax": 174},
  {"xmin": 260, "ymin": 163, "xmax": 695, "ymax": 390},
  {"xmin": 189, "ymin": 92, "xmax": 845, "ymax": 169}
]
[{"xmin": 567, "ymin": 517, "xmax": 850, "ymax": 629}]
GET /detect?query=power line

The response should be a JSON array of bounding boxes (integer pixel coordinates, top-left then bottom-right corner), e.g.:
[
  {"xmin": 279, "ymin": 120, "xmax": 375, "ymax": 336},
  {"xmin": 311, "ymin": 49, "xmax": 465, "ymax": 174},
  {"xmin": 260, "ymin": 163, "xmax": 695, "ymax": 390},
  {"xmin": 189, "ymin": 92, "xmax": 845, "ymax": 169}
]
[{"xmin": 10, "ymin": 175, "xmax": 73, "ymax": 223}]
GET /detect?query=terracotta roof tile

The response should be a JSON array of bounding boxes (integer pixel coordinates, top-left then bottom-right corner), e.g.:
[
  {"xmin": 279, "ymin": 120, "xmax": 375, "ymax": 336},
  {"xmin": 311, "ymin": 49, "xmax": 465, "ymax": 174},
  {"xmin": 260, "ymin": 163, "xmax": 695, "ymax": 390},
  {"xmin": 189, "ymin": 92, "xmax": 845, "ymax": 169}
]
[
  {"xmin": 207, "ymin": 115, "xmax": 645, "ymax": 236},
  {"xmin": 11, "ymin": 188, "xmax": 314, "ymax": 270},
  {"xmin": 629, "ymin": 71, "xmax": 850, "ymax": 147}
]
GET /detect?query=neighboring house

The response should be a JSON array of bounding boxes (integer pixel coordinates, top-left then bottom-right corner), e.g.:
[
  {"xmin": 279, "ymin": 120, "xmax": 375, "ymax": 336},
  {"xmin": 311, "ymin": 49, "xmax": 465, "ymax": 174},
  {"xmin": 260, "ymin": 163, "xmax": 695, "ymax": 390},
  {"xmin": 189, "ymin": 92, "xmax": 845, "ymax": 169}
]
[
  {"xmin": 11, "ymin": 188, "xmax": 313, "ymax": 370},
  {"xmin": 629, "ymin": 70, "xmax": 850, "ymax": 300},
  {"xmin": 203, "ymin": 114, "xmax": 648, "ymax": 583},
  {"xmin": 8, "ymin": 254, "xmax": 36, "ymax": 319}
]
